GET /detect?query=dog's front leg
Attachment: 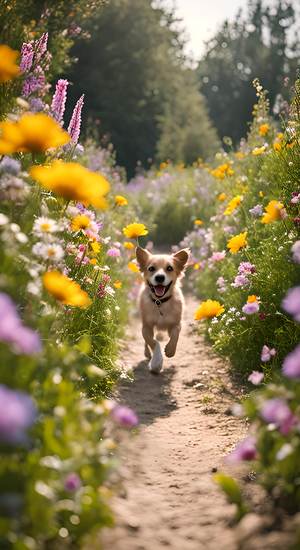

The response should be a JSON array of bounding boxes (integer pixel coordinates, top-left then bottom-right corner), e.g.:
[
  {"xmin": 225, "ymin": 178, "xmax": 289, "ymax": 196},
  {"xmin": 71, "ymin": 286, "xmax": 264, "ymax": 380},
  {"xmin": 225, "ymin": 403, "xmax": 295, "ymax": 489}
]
[
  {"xmin": 165, "ymin": 324, "xmax": 181, "ymax": 358},
  {"xmin": 142, "ymin": 324, "xmax": 156, "ymax": 352}
]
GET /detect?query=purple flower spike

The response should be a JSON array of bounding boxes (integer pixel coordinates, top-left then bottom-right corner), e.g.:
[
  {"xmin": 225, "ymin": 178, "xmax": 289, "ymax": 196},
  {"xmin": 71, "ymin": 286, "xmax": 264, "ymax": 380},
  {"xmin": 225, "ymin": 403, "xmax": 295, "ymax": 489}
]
[
  {"xmin": 0, "ymin": 293, "xmax": 42, "ymax": 355},
  {"xmin": 68, "ymin": 94, "xmax": 84, "ymax": 143},
  {"xmin": 248, "ymin": 371, "xmax": 264, "ymax": 385},
  {"xmin": 261, "ymin": 398, "xmax": 295, "ymax": 435},
  {"xmin": 51, "ymin": 79, "xmax": 69, "ymax": 123},
  {"xmin": 20, "ymin": 42, "xmax": 34, "ymax": 73},
  {"xmin": 0, "ymin": 385, "xmax": 36, "ymax": 444},
  {"xmin": 111, "ymin": 405, "xmax": 138, "ymax": 428},
  {"xmin": 282, "ymin": 286, "xmax": 300, "ymax": 322},
  {"xmin": 64, "ymin": 473, "xmax": 82, "ymax": 492},
  {"xmin": 35, "ymin": 32, "xmax": 48, "ymax": 61},
  {"xmin": 282, "ymin": 345, "xmax": 300, "ymax": 379},
  {"xmin": 227, "ymin": 436, "xmax": 257, "ymax": 463}
]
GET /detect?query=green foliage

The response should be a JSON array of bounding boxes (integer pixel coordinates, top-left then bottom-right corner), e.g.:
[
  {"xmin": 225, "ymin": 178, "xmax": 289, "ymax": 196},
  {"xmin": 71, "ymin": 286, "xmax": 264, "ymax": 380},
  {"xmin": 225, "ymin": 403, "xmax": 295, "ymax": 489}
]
[
  {"xmin": 213, "ymin": 473, "xmax": 248, "ymax": 521},
  {"xmin": 64, "ymin": 0, "xmax": 219, "ymax": 177},
  {"xmin": 198, "ymin": 0, "xmax": 299, "ymax": 143}
]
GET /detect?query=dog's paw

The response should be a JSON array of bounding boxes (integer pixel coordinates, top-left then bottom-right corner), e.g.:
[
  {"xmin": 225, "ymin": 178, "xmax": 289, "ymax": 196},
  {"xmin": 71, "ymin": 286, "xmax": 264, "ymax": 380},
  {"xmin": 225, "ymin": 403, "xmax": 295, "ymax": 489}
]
[
  {"xmin": 164, "ymin": 343, "xmax": 176, "ymax": 358},
  {"xmin": 149, "ymin": 342, "xmax": 163, "ymax": 374}
]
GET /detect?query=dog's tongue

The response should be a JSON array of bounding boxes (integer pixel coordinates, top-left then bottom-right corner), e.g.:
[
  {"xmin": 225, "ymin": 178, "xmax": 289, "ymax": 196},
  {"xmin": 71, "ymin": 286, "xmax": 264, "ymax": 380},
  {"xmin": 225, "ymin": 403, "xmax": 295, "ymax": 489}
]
[{"xmin": 154, "ymin": 285, "xmax": 165, "ymax": 297}]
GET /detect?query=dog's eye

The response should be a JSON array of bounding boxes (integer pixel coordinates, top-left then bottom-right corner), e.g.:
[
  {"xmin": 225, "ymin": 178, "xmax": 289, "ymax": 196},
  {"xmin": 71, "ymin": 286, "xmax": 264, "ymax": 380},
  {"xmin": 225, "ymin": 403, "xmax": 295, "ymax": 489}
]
[
  {"xmin": 167, "ymin": 265, "xmax": 173, "ymax": 272},
  {"xmin": 148, "ymin": 266, "xmax": 155, "ymax": 272}
]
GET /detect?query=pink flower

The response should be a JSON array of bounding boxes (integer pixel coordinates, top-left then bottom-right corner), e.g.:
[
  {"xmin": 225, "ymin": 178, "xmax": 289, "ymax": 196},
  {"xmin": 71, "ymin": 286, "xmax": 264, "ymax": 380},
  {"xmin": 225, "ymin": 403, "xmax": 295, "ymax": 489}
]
[
  {"xmin": 248, "ymin": 371, "xmax": 264, "ymax": 385},
  {"xmin": 210, "ymin": 251, "xmax": 226, "ymax": 262},
  {"xmin": 242, "ymin": 301, "xmax": 260, "ymax": 315},
  {"xmin": 68, "ymin": 94, "xmax": 84, "ymax": 143},
  {"xmin": 261, "ymin": 345, "xmax": 276, "ymax": 362},
  {"xmin": 64, "ymin": 473, "xmax": 81, "ymax": 492},
  {"xmin": 282, "ymin": 345, "xmax": 300, "ymax": 379},
  {"xmin": 111, "ymin": 405, "xmax": 138, "ymax": 428},
  {"xmin": 107, "ymin": 247, "xmax": 120, "ymax": 257},
  {"xmin": 261, "ymin": 398, "xmax": 296, "ymax": 435},
  {"xmin": 20, "ymin": 42, "xmax": 34, "ymax": 73},
  {"xmin": 227, "ymin": 436, "xmax": 257, "ymax": 463},
  {"xmin": 35, "ymin": 32, "xmax": 48, "ymax": 61},
  {"xmin": 51, "ymin": 79, "xmax": 69, "ymax": 123}
]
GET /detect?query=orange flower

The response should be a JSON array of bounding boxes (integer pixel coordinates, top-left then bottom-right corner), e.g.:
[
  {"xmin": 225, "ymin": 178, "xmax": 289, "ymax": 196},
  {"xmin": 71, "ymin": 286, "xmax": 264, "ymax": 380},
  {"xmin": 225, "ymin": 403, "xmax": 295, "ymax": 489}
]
[{"xmin": 0, "ymin": 45, "xmax": 20, "ymax": 83}]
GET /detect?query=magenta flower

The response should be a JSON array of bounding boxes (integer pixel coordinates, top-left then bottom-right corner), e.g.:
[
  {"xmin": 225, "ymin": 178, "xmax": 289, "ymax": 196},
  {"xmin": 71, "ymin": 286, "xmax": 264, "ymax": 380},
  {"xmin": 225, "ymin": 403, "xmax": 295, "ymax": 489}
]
[
  {"xmin": 261, "ymin": 398, "xmax": 295, "ymax": 435},
  {"xmin": 282, "ymin": 345, "xmax": 300, "ymax": 378},
  {"xmin": 107, "ymin": 247, "xmax": 121, "ymax": 257},
  {"xmin": 111, "ymin": 405, "xmax": 138, "ymax": 428},
  {"xmin": 20, "ymin": 42, "xmax": 34, "ymax": 73},
  {"xmin": 248, "ymin": 371, "xmax": 264, "ymax": 385},
  {"xmin": 282, "ymin": 286, "xmax": 300, "ymax": 322},
  {"xmin": 64, "ymin": 473, "xmax": 82, "ymax": 492},
  {"xmin": 227, "ymin": 436, "xmax": 257, "ymax": 463},
  {"xmin": 0, "ymin": 293, "xmax": 42, "ymax": 355},
  {"xmin": 291, "ymin": 241, "xmax": 300, "ymax": 264},
  {"xmin": 0, "ymin": 385, "xmax": 37, "ymax": 444},
  {"xmin": 261, "ymin": 345, "xmax": 276, "ymax": 362},
  {"xmin": 51, "ymin": 79, "xmax": 69, "ymax": 123},
  {"xmin": 242, "ymin": 301, "xmax": 260, "ymax": 315},
  {"xmin": 68, "ymin": 94, "xmax": 84, "ymax": 143}
]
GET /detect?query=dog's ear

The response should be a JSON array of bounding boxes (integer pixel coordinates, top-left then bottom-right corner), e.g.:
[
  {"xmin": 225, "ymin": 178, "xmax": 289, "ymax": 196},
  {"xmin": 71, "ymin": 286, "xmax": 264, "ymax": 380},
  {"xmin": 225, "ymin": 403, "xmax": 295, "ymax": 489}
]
[
  {"xmin": 173, "ymin": 248, "xmax": 190, "ymax": 271},
  {"xmin": 136, "ymin": 246, "xmax": 151, "ymax": 271}
]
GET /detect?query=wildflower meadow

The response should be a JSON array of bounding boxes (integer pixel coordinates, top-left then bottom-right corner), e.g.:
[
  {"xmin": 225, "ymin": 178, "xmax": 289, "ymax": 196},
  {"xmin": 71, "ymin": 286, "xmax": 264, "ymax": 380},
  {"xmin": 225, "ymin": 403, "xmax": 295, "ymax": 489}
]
[{"xmin": 1, "ymin": 0, "xmax": 300, "ymax": 548}]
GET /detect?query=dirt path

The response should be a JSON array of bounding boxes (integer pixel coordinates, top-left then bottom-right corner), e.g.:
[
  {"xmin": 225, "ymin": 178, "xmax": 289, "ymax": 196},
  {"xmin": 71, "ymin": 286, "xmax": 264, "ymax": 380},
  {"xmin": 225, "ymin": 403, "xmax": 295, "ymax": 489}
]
[{"xmin": 102, "ymin": 296, "xmax": 249, "ymax": 549}]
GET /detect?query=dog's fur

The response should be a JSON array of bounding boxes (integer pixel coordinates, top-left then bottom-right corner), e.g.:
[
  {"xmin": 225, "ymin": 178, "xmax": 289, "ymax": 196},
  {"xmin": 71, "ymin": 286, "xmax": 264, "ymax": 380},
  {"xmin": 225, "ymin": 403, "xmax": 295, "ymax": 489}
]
[{"xmin": 136, "ymin": 246, "xmax": 189, "ymax": 372}]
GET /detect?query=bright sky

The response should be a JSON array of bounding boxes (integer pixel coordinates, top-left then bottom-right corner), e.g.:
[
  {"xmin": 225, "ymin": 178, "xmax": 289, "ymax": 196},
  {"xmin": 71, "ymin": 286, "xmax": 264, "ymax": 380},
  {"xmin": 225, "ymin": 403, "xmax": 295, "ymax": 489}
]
[{"xmin": 172, "ymin": 0, "xmax": 280, "ymax": 60}]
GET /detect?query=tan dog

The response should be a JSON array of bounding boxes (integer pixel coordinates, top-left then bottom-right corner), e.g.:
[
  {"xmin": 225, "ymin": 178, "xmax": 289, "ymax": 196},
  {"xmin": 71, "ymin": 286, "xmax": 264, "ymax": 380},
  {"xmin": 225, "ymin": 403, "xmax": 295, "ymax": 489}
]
[{"xmin": 136, "ymin": 247, "xmax": 189, "ymax": 373}]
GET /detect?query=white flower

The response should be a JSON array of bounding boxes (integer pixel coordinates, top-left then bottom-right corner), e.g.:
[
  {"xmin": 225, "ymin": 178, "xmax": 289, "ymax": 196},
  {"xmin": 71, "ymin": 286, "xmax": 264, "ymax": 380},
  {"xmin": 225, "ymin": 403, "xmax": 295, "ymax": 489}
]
[
  {"xmin": 33, "ymin": 217, "xmax": 59, "ymax": 236},
  {"xmin": 27, "ymin": 280, "xmax": 42, "ymax": 295},
  {"xmin": 0, "ymin": 213, "xmax": 9, "ymax": 226},
  {"xmin": 276, "ymin": 443, "xmax": 293, "ymax": 461},
  {"xmin": 32, "ymin": 242, "xmax": 64, "ymax": 262}
]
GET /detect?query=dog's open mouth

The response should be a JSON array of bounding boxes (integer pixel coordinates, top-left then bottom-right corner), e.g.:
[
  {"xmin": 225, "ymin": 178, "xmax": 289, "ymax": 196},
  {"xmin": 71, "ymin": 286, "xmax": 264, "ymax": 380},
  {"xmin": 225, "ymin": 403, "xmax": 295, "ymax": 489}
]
[{"xmin": 149, "ymin": 281, "xmax": 172, "ymax": 298}]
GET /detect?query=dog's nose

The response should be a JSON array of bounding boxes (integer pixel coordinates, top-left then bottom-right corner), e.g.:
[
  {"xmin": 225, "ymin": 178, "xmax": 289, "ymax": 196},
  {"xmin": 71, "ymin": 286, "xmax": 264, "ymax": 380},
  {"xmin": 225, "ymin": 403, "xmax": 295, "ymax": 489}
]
[{"xmin": 155, "ymin": 274, "xmax": 165, "ymax": 283}]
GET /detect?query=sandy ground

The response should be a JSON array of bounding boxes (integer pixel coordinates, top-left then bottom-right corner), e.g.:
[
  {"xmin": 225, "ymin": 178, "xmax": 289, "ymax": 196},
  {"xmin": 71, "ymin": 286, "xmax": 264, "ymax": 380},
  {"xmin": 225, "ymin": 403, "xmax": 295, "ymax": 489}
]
[{"xmin": 101, "ymin": 296, "xmax": 252, "ymax": 549}]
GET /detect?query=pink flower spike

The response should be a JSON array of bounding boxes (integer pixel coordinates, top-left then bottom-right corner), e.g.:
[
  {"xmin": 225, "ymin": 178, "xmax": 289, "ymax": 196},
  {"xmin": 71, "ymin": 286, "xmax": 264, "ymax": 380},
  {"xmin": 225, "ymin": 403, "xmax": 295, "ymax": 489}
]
[
  {"xmin": 248, "ymin": 371, "xmax": 264, "ymax": 385},
  {"xmin": 68, "ymin": 94, "xmax": 84, "ymax": 143},
  {"xmin": 51, "ymin": 79, "xmax": 69, "ymax": 123},
  {"xmin": 34, "ymin": 32, "xmax": 48, "ymax": 61},
  {"xmin": 20, "ymin": 42, "xmax": 34, "ymax": 73}
]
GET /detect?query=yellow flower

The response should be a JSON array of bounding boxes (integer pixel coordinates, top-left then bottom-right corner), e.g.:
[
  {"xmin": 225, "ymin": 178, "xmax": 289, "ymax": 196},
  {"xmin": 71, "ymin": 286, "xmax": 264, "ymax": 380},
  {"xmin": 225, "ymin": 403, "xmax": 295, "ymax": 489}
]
[
  {"xmin": 223, "ymin": 195, "xmax": 243, "ymax": 216},
  {"xmin": 261, "ymin": 200, "xmax": 284, "ymax": 224},
  {"xmin": 227, "ymin": 231, "xmax": 248, "ymax": 254},
  {"xmin": 218, "ymin": 192, "xmax": 227, "ymax": 202},
  {"xmin": 123, "ymin": 223, "xmax": 148, "ymax": 239},
  {"xmin": 273, "ymin": 142, "xmax": 282, "ymax": 152},
  {"xmin": 235, "ymin": 151, "xmax": 245, "ymax": 159},
  {"xmin": 128, "ymin": 261, "xmax": 140, "ymax": 273},
  {"xmin": 211, "ymin": 163, "xmax": 234, "ymax": 179},
  {"xmin": 259, "ymin": 123, "xmax": 270, "ymax": 136},
  {"xmin": 247, "ymin": 295, "xmax": 259, "ymax": 303},
  {"xmin": 71, "ymin": 214, "xmax": 91, "ymax": 232},
  {"xmin": 43, "ymin": 271, "xmax": 91, "ymax": 308},
  {"xmin": 259, "ymin": 191, "xmax": 264, "ymax": 197},
  {"xmin": 123, "ymin": 241, "xmax": 135, "ymax": 250},
  {"xmin": 252, "ymin": 145, "xmax": 266, "ymax": 156},
  {"xmin": 194, "ymin": 219, "xmax": 203, "ymax": 226},
  {"xmin": 0, "ymin": 45, "xmax": 20, "ymax": 83},
  {"xmin": 30, "ymin": 161, "xmax": 110, "ymax": 209},
  {"xmin": 0, "ymin": 113, "xmax": 70, "ymax": 154},
  {"xmin": 193, "ymin": 262, "xmax": 201, "ymax": 270},
  {"xmin": 113, "ymin": 280, "xmax": 122, "ymax": 289},
  {"xmin": 90, "ymin": 258, "xmax": 97, "ymax": 265},
  {"xmin": 194, "ymin": 300, "xmax": 225, "ymax": 321},
  {"xmin": 115, "ymin": 195, "xmax": 128, "ymax": 206},
  {"xmin": 90, "ymin": 241, "xmax": 101, "ymax": 254},
  {"xmin": 160, "ymin": 161, "xmax": 168, "ymax": 170}
]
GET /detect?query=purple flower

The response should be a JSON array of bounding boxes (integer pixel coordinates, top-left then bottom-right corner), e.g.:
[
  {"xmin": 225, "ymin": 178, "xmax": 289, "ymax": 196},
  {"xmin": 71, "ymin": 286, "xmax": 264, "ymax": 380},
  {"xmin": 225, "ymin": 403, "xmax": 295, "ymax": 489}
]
[
  {"xmin": 210, "ymin": 251, "xmax": 226, "ymax": 262},
  {"xmin": 282, "ymin": 286, "xmax": 300, "ymax": 322},
  {"xmin": 0, "ymin": 156, "xmax": 21, "ymax": 175},
  {"xmin": 261, "ymin": 398, "xmax": 295, "ymax": 435},
  {"xmin": 249, "ymin": 204, "xmax": 263, "ymax": 217},
  {"xmin": 68, "ymin": 94, "xmax": 84, "ymax": 143},
  {"xmin": 242, "ymin": 301, "xmax": 260, "ymax": 315},
  {"xmin": 64, "ymin": 473, "xmax": 81, "ymax": 492},
  {"xmin": 34, "ymin": 32, "xmax": 48, "ymax": 61},
  {"xmin": 238, "ymin": 262, "xmax": 256, "ymax": 275},
  {"xmin": 0, "ymin": 293, "xmax": 42, "ymax": 355},
  {"xmin": 291, "ymin": 192, "xmax": 300, "ymax": 204},
  {"xmin": 227, "ymin": 436, "xmax": 257, "ymax": 463},
  {"xmin": 20, "ymin": 42, "xmax": 34, "ymax": 73},
  {"xmin": 248, "ymin": 371, "xmax": 264, "ymax": 385},
  {"xmin": 291, "ymin": 241, "xmax": 300, "ymax": 264},
  {"xmin": 51, "ymin": 79, "xmax": 69, "ymax": 123},
  {"xmin": 0, "ymin": 385, "xmax": 36, "ymax": 444},
  {"xmin": 282, "ymin": 345, "xmax": 300, "ymax": 378},
  {"xmin": 22, "ymin": 67, "xmax": 46, "ymax": 98},
  {"xmin": 232, "ymin": 274, "xmax": 250, "ymax": 288},
  {"xmin": 111, "ymin": 405, "xmax": 138, "ymax": 428},
  {"xmin": 107, "ymin": 247, "xmax": 120, "ymax": 257},
  {"xmin": 261, "ymin": 345, "xmax": 276, "ymax": 362}
]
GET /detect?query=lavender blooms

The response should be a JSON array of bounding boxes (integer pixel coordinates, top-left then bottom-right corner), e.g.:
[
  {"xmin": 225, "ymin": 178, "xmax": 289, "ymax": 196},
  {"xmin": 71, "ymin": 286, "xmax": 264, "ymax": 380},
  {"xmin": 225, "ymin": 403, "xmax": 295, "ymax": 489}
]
[
  {"xmin": 282, "ymin": 345, "xmax": 300, "ymax": 379},
  {"xmin": 0, "ymin": 157, "xmax": 21, "ymax": 175},
  {"xmin": 249, "ymin": 204, "xmax": 263, "ymax": 217},
  {"xmin": 20, "ymin": 43, "xmax": 34, "ymax": 73},
  {"xmin": 242, "ymin": 300, "xmax": 260, "ymax": 315},
  {"xmin": 51, "ymin": 79, "xmax": 69, "ymax": 123},
  {"xmin": 0, "ymin": 293, "xmax": 42, "ymax": 355},
  {"xmin": 111, "ymin": 405, "xmax": 138, "ymax": 428},
  {"xmin": 227, "ymin": 436, "xmax": 257, "ymax": 462},
  {"xmin": 0, "ymin": 385, "xmax": 37, "ymax": 444},
  {"xmin": 232, "ymin": 262, "xmax": 256, "ymax": 288},
  {"xmin": 64, "ymin": 473, "xmax": 82, "ymax": 492},
  {"xmin": 21, "ymin": 33, "xmax": 50, "ymax": 100},
  {"xmin": 260, "ymin": 398, "xmax": 295, "ymax": 435},
  {"xmin": 282, "ymin": 286, "xmax": 300, "ymax": 322},
  {"xmin": 68, "ymin": 95, "xmax": 84, "ymax": 143}
]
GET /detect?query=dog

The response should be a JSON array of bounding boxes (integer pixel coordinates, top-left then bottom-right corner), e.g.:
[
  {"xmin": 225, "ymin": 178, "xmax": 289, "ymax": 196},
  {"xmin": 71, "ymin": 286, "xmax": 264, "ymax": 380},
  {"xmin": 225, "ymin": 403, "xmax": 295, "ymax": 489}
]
[{"xmin": 136, "ymin": 246, "xmax": 189, "ymax": 373}]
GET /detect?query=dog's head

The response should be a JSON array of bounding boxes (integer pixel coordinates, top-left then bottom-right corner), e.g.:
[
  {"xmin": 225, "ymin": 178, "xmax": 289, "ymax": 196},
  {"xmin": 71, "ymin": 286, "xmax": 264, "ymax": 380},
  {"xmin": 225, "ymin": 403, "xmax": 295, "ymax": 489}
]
[{"xmin": 136, "ymin": 247, "xmax": 190, "ymax": 299}]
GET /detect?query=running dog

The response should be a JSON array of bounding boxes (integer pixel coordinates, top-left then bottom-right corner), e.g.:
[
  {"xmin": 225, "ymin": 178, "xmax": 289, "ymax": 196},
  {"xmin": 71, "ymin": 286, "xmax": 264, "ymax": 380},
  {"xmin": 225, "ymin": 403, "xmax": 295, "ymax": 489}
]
[{"xmin": 136, "ymin": 246, "xmax": 189, "ymax": 373}]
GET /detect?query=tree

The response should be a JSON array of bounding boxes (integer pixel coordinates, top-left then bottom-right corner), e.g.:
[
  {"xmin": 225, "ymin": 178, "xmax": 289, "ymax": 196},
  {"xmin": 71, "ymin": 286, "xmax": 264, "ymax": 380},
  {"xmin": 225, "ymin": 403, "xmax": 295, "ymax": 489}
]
[
  {"xmin": 197, "ymin": 0, "xmax": 300, "ymax": 143},
  {"xmin": 64, "ymin": 0, "xmax": 219, "ymax": 177}
]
